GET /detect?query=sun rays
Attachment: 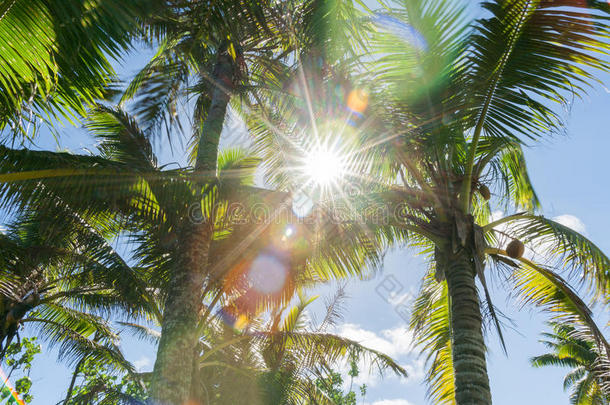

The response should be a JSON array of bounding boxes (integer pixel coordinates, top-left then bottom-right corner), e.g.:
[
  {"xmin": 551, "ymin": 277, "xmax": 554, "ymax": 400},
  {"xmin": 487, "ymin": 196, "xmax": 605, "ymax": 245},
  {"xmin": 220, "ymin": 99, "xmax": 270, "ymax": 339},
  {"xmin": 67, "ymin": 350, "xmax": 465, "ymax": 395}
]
[{"xmin": 303, "ymin": 145, "xmax": 345, "ymax": 187}]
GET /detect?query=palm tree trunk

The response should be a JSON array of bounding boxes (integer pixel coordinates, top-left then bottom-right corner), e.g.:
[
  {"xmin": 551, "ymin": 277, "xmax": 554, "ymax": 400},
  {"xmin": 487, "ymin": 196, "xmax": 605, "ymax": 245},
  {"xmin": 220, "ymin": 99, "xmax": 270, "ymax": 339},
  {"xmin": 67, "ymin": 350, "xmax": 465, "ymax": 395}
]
[
  {"xmin": 63, "ymin": 356, "xmax": 85, "ymax": 404},
  {"xmin": 195, "ymin": 48, "xmax": 236, "ymax": 174},
  {"xmin": 150, "ymin": 225, "xmax": 212, "ymax": 404},
  {"xmin": 150, "ymin": 48, "xmax": 236, "ymax": 405},
  {"xmin": 444, "ymin": 247, "xmax": 492, "ymax": 404}
]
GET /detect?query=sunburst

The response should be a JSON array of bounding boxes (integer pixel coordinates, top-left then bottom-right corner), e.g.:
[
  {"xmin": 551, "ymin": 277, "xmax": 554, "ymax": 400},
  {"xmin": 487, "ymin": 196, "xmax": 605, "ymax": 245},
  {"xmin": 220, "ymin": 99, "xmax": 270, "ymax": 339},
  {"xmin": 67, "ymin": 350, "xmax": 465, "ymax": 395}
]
[{"xmin": 303, "ymin": 144, "xmax": 346, "ymax": 187}]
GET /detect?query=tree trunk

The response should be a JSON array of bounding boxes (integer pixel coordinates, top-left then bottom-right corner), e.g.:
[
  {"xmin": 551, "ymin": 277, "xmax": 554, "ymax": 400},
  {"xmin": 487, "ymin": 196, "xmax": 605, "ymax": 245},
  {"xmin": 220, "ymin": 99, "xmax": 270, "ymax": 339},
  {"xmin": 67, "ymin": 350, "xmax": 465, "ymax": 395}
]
[
  {"xmin": 150, "ymin": 224, "xmax": 211, "ymax": 404},
  {"xmin": 63, "ymin": 356, "xmax": 85, "ymax": 404},
  {"xmin": 150, "ymin": 48, "xmax": 236, "ymax": 405},
  {"xmin": 195, "ymin": 49, "xmax": 236, "ymax": 174},
  {"xmin": 444, "ymin": 247, "xmax": 492, "ymax": 404}
]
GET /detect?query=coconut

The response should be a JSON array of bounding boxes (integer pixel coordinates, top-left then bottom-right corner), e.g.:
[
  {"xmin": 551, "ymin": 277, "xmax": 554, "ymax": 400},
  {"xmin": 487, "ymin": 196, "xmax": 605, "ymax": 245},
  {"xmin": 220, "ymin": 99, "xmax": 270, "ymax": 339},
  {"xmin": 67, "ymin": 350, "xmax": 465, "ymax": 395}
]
[
  {"xmin": 478, "ymin": 184, "xmax": 491, "ymax": 201},
  {"xmin": 506, "ymin": 239, "xmax": 525, "ymax": 259}
]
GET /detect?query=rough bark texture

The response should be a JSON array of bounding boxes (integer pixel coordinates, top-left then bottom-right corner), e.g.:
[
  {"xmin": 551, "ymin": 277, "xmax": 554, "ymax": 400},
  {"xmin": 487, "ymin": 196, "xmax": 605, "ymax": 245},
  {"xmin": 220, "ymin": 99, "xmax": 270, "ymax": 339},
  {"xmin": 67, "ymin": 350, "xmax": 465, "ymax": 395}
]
[
  {"xmin": 150, "ymin": 224, "xmax": 211, "ymax": 404},
  {"xmin": 150, "ymin": 49, "xmax": 235, "ymax": 405},
  {"xmin": 444, "ymin": 247, "xmax": 492, "ymax": 405},
  {"xmin": 195, "ymin": 50, "xmax": 235, "ymax": 174}
]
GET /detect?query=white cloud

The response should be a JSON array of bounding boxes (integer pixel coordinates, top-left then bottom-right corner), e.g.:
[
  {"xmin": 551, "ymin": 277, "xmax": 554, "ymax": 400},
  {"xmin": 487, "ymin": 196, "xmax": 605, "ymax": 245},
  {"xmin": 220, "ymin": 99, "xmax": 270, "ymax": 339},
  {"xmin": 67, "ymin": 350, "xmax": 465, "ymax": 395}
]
[
  {"xmin": 552, "ymin": 214, "xmax": 587, "ymax": 235},
  {"xmin": 133, "ymin": 355, "xmax": 152, "ymax": 372},
  {"xmin": 380, "ymin": 326, "xmax": 415, "ymax": 358},
  {"xmin": 368, "ymin": 400, "xmax": 415, "ymax": 405},
  {"xmin": 334, "ymin": 324, "xmax": 424, "ymax": 387},
  {"xmin": 337, "ymin": 324, "xmax": 414, "ymax": 358}
]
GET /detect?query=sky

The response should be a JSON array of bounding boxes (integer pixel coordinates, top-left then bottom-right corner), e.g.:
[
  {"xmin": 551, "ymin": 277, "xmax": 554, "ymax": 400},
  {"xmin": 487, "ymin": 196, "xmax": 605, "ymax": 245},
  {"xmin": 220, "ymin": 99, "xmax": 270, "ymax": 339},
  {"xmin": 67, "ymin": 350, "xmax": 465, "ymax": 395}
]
[{"xmin": 8, "ymin": 2, "xmax": 610, "ymax": 405}]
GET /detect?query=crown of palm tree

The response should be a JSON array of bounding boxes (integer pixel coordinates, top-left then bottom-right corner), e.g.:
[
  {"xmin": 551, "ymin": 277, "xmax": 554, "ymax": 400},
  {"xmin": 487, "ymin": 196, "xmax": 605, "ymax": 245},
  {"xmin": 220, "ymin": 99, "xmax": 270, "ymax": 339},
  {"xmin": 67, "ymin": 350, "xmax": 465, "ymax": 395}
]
[
  {"xmin": 0, "ymin": 207, "xmax": 141, "ymax": 393},
  {"xmin": 532, "ymin": 322, "xmax": 610, "ymax": 405}
]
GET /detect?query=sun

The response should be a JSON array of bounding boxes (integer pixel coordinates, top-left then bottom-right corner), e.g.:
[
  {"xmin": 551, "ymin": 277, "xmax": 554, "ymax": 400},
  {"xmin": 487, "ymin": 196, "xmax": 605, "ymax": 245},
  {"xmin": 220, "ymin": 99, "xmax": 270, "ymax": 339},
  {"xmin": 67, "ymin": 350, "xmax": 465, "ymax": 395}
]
[{"xmin": 303, "ymin": 146, "xmax": 345, "ymax": 186}]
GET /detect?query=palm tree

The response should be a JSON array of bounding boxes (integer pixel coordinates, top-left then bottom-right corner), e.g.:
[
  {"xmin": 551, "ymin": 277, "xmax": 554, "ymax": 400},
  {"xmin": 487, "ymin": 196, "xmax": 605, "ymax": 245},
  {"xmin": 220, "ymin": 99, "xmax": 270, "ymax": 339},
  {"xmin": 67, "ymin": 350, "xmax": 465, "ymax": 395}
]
[
  {"xmin": 241, "ymin": 293, "xmax": 406, "ymax": 404},
  {"xmin": 0, "ymin": 0, "xmax": 161, "ymax": 135},
  {"xmin": 363, "ymin": 1, "xmax": 610, "ymax": 402},
  {"xmin": 0, "ymin": 105, "xmax": 267, "ymax": 403},
  {"xmin": 121, "ymin": 289, "xmax": 406, "ymax": 404},
  {"xmin": 245, "ymin": 1, "xmax": 610, "ymax": 403},
  {"xmin": 0, "ymin": 205, "xmax": 145, "ymax": 404},
  {"xmin": 0, "ymin": 207, "xmax": 142, "ymax": 372},
  {"xmin": 532, "ymin": 323, "xmax": 610, "ymax": 405},
  {"xmin": 121, "ymin": 2, "xmax": 299, "ymax": 400},
  {"xmin": 119, "ymin": 1, "xmax": 376, "ymax": 401}
]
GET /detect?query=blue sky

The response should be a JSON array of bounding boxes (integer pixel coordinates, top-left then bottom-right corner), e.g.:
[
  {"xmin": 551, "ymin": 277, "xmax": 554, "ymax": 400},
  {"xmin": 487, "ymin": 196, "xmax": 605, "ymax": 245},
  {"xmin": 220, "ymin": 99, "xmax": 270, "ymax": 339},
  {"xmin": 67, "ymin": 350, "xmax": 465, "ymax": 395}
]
[{"xmin": 10, "ymin": 3, "xmax": 610, "ymax": 405}]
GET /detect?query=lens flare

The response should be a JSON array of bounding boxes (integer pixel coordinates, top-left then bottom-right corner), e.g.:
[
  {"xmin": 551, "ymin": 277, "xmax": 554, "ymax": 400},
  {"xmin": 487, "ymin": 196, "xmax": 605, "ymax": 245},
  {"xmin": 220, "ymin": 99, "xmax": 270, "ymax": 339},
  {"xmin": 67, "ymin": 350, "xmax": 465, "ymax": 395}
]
[
  {"xmin": 233, "ymin": 314, "xmax": 249, "ymax": 331},
  {"xmin": 284, "ymin": 225, "xmax": 295, "ymax": 238},
  {"xmin": 373, "ymin": 14, "xmax": 428, "ymax": 51},
  {"xmin": 247, "ymin": 254, "xmax": 288, "ymax": 295},
  {"xmin": 347, "ymin": 89, "xmax": 369, "ymax": 114},
  {"xmin": 0, "ymin": 367, "xmax": 25, "ymax": 405},
  {"xmin": 292, "ymin": 191, "xmax": 314, "ymax": 218}
]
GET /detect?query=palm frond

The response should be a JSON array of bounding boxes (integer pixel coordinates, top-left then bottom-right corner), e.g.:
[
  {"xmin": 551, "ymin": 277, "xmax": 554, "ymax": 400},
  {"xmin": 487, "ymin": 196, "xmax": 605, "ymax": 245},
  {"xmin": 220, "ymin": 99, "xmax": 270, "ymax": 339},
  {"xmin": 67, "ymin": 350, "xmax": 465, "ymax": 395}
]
[
  {"xmin": 280, "ymin": 331, "xmax": 408, "ymax": 378},
  {"xmin": 410, "ymin": 271, "xmax": 455, "ymax": 404},
  {"xmin": 0, "ymin": 0, "xmax": 155, "ymax": 133},
  {"xmin": 465, "ymin": 0, "xmax": 610, "ymax": 142},
  {"xmin": 87, "ymin": 106, "xmax": 158, "ymax": 170},
  {"xmin": 490, "ymin": 214, "xmax": 610, "ymax": 298},
  {"xmin": 490, "ymin": 253, "xmax": 609, "ymax": 353},
  {"xmin": 24, "ymin": 304, "xmax": 127, "ymax": 368}
]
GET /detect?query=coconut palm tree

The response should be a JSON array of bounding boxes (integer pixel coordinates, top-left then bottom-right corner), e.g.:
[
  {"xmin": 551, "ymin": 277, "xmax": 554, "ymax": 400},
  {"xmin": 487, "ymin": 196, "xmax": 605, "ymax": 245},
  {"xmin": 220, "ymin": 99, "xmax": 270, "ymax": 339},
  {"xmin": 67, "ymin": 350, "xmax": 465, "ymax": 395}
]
[
  {"xmin": 234, "ymin": 293, "xmax": 406, "ymax": 405},
  {"xmin": 361, "ymin": 1, "xmax": 610, "ymax": 402},
  {"xmin": 121, "ymin": 1, "xmax": 300, "ymax": 400},
  {"xmin": 119, "ymin": 1, "xmax": 376, "ymax": 401},
  {"xmin": 0, "ymin": 207, "xmax": 144, "ymax": 405},
  {"xmin": 121, "ymin": 289, "xmax": 406, "ymax": 404},
  {"xmin": 244, "ymin": 1, "xmax": 610, "ymax": 403},
  {"xmin": 0, "ymin": 105, "xmax": 272, "ymax": 403},
  {"xmin": 0, "ymin": 0, "xmax": 161, "ymax": 136},
  {"xmin": 532, "ymin": 323, "xmax": 610, "ymax": 405},
  {"xmin": 0, "ymin": 206, "xmax": 143, "ymax": 370}
]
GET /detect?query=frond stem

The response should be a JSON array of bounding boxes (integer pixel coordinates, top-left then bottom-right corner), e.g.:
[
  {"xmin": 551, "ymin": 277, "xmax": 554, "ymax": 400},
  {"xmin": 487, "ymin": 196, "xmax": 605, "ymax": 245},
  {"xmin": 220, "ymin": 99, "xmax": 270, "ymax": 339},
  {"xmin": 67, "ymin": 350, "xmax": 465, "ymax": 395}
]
[
  {"xmin": 460, "ymin": 0, "xmax": 533, "ymax": 213},
  {"xmin": 482, "ymin": 212, "xmax": 529, "ymax": 232}
]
